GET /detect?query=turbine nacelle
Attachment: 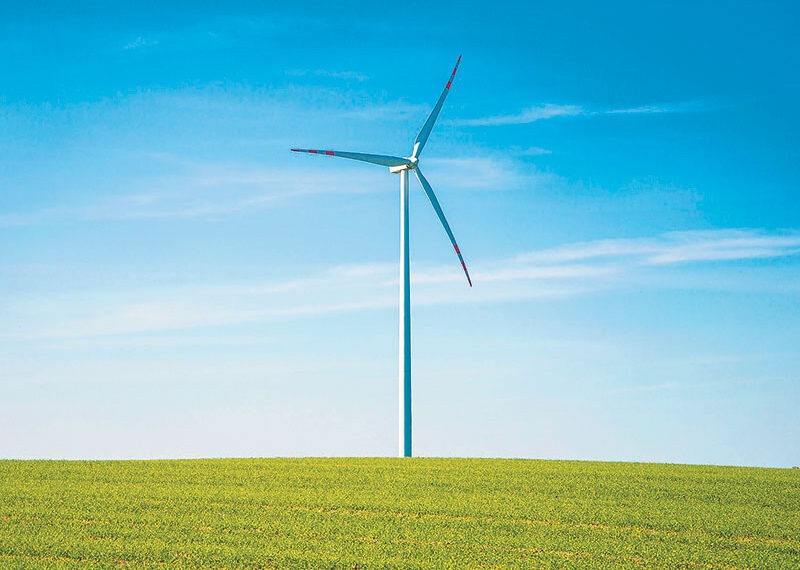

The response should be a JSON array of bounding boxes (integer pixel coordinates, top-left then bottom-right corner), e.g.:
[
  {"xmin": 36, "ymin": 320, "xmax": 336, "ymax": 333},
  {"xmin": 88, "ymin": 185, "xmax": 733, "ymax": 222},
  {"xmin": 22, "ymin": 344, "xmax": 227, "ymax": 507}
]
[{"xmin": 389, "ymin": 157, "xmax": 418, "ymax": 174}]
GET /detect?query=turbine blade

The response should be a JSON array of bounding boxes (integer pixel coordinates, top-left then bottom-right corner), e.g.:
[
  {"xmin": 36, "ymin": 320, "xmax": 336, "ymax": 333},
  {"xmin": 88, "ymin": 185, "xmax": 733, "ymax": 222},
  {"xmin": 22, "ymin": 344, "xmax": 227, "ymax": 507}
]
[
  {"xmin": 291, "ymin": 148, "xmax": 410, "ymax": 168},
  {"xmin": 415, "ymin": 167, "xmax": 472, "ymax": 287},
  {"xmin": 412, "ymin": 55, "xmax": 461, "ymax": 159}
]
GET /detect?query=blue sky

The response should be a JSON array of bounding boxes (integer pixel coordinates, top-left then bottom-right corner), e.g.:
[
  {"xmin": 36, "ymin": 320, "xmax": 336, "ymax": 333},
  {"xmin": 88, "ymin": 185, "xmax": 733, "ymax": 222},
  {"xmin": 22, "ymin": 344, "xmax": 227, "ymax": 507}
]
[{"xmin": 1, "ymin": 1, "xmax": 798, "ymax": 466}]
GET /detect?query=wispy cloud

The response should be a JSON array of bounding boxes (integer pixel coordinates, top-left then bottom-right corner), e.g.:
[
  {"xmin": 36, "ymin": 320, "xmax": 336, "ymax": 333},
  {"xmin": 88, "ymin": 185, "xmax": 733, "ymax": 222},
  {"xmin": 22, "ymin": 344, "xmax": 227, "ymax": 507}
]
[
  {"xmin": 606, "ymin": 101, "xmax": 706, "ymax": 114},
  {"xmin": 452, "ymin": 101, "xmax": 696, "ymax": 127},
  {"xmin": 285, "ymin": 69, "xmax": 369, "ymax": 82},
  {"xmin": 119, "ymin": 15, "xmax": 298, "ymax": 53},
  {"xmin": 514, "ymin": 146, "xmax": 552, "ymax": 156},
  {"xmin": 423, "ymin": 156, "xmax": 526, "ymax": 191},
  {"xmin": 609, "ymin": 382, "xmax": 680, "ymax": 394},
  {"xmin": 0, "ymin": 161, "xmax": 381, "ymax": 225},
  {"xmin": 336, "ymin": 101, "xmax": 427, "ymax": 121},
  {"xmin": 516, "ymin": 229, "xmax": 800, "ymax": 266},
  {"xmin": 122, "ymin": 36, "xmax": 159, "ymax": 50},
  {"xmin": 606, "ymin": 105, "xmax": 672, "ymax": 115},
  {"xmin": 0, "ymin": 147, "xmax": 523, "ymax": 226},
  {"xmin": 4, "ymin": 229, "xmax": 798, "ymax": 343},
  {"xmin": 453, "ymin": 104, "xmax": 583, "ymax": 127}
]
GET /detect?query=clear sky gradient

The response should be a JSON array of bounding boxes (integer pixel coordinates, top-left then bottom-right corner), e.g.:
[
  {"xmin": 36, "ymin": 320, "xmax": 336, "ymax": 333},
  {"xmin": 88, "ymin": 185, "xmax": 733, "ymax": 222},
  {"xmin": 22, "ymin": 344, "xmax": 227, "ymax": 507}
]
[{"xmin": 1, "ymin": 1, "xmax": 798, "ymax": 466}]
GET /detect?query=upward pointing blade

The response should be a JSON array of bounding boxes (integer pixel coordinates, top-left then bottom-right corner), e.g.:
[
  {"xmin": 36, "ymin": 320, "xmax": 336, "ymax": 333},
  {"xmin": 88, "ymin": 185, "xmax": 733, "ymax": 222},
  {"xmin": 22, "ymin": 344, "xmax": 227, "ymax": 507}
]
[
  {"xmin": 291, "ymin": 148, "xmax": 411, "ymax": 168},
  {"xmin": 415, "ymin": 167, "xmax": 472, "ymax": 287},
  {"xmin": 412, "ymin": 55, "xmax": 462, "ymax": 159}
]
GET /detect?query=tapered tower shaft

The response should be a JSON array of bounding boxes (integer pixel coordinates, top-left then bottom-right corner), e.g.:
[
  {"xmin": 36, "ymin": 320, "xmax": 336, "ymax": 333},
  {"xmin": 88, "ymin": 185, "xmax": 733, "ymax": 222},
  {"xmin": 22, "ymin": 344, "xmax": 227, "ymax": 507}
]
[
  {"xmin": 399, "ymin": 169, "xmax": 412, "ymax": 458},
  {"xmin": 292, "ymin": 57, "xmax": 469, "ymax": 459}
]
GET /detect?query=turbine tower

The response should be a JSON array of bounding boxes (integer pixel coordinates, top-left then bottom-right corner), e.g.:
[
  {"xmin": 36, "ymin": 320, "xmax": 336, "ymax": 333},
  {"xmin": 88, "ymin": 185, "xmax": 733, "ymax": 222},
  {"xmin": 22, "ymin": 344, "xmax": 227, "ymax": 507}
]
[{"xmin": 291, "ymin": 56, "xmax": 471, "ymax": 458}]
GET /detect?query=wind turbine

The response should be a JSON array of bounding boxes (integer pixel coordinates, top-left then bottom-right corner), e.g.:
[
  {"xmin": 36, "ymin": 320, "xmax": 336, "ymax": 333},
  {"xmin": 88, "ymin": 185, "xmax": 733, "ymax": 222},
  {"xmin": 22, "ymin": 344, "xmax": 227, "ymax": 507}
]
[{"xmin": 291, "ymin": 56, "xmax": 471, "ymax": 458}]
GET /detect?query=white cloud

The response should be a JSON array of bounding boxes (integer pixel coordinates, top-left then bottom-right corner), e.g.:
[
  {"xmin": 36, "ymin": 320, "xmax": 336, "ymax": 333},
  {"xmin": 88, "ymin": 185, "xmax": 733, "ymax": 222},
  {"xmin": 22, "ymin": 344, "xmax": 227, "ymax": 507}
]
[
  {"xmin": 422, "ymin": 156, "xmax": 526, "ymax": 191},
  {"xmin": 337, "ymin": 101, "xmax": 428, "ymax": 121},
  {"xmin": 119, "ymin": 15, "xmax": 297, "ymax": 53},
  {"xmin": 0, "ymin": 160, "xmax": 390, "ymax": 226},
  {"xmin": 515, "ymin": 238, "xmax": 660, "ymax": 264},
  {"xmin": 4, "ymin": 229, "xmax": 798, "ymax": 343},
  {"xmin": 606, "ymin": 101, "xmax": 706, "ymax": 115},
  {"xmin": 0, "ymin": 148, "xmax": 525, "ymax": 226},
  {"xmin": 123, "ymin": 36, "xmax": 159, "ymax": 50},
  {"xmin": 285, "ymin": 69, "xmax": 369, "ymax": 82},
  {"xmin": 515, "ymin": 146, "xmax": 552, "ymax": 156},
  {"xmin": 453, "ymin": 101, "xmax": 695, "ymax": 127},
  {"xmin": 452, "ymin": 104, "xmax": 583, "ymax": 127},
  {"xmin": 606, "ymin": 105, "xmax": 670, "ymax": 114},
  {"xmin": 647, "ymin": 231, "xmax": 800, "ymax": 264},
  {"xmin": 517, "ymin": 230, "xmax": 800, "ymax": 266}
]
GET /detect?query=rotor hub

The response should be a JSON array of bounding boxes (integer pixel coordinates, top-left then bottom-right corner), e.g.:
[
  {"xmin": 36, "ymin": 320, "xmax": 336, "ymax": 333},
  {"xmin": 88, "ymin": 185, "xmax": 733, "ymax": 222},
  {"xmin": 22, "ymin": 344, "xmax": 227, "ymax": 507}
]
[{"xmin": 389, "ymin": 157, "xmax": 418, "ymax": 174}]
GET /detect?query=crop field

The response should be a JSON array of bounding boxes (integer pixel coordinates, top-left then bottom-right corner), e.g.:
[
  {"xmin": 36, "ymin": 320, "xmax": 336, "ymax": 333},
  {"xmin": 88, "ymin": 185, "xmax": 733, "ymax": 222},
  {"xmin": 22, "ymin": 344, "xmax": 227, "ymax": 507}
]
[{"xmin": 0, "ymin": 458, "xmax": 798, "ymax": 569}]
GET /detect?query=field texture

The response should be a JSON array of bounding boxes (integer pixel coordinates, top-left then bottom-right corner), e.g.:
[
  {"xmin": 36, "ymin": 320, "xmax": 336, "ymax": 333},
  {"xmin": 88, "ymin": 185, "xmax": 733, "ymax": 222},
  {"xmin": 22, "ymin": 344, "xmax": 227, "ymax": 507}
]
[{"xmin": 0, "ymin": 458, "xmax": 798, "ymax": 569}]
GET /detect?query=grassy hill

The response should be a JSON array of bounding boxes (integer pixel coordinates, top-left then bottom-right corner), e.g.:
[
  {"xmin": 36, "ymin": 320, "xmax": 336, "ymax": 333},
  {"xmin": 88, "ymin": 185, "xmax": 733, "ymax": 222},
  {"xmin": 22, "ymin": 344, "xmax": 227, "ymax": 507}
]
[{"xmin": 1, "ymin": 458, "xmax": 798, "ymax": 569}]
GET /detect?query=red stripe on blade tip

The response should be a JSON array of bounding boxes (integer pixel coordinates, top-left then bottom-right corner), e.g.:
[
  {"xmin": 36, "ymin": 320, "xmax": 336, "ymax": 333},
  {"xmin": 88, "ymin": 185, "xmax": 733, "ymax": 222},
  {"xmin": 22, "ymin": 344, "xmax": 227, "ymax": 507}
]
[
  {"xmin": 461, "ymin": 261, "xmax": 472, "ymax": 287},
  {"xmin": 325, "ymin": 151, "xmax": 335, "ymax": 156}
]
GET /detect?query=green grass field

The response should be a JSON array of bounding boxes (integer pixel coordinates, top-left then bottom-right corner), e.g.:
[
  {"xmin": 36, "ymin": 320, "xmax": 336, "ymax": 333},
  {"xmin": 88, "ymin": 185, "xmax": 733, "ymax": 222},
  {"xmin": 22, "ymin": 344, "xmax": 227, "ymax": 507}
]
[{"xmin": 1, "ymin": 458, "xmax": 798, "ymax": 569}]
